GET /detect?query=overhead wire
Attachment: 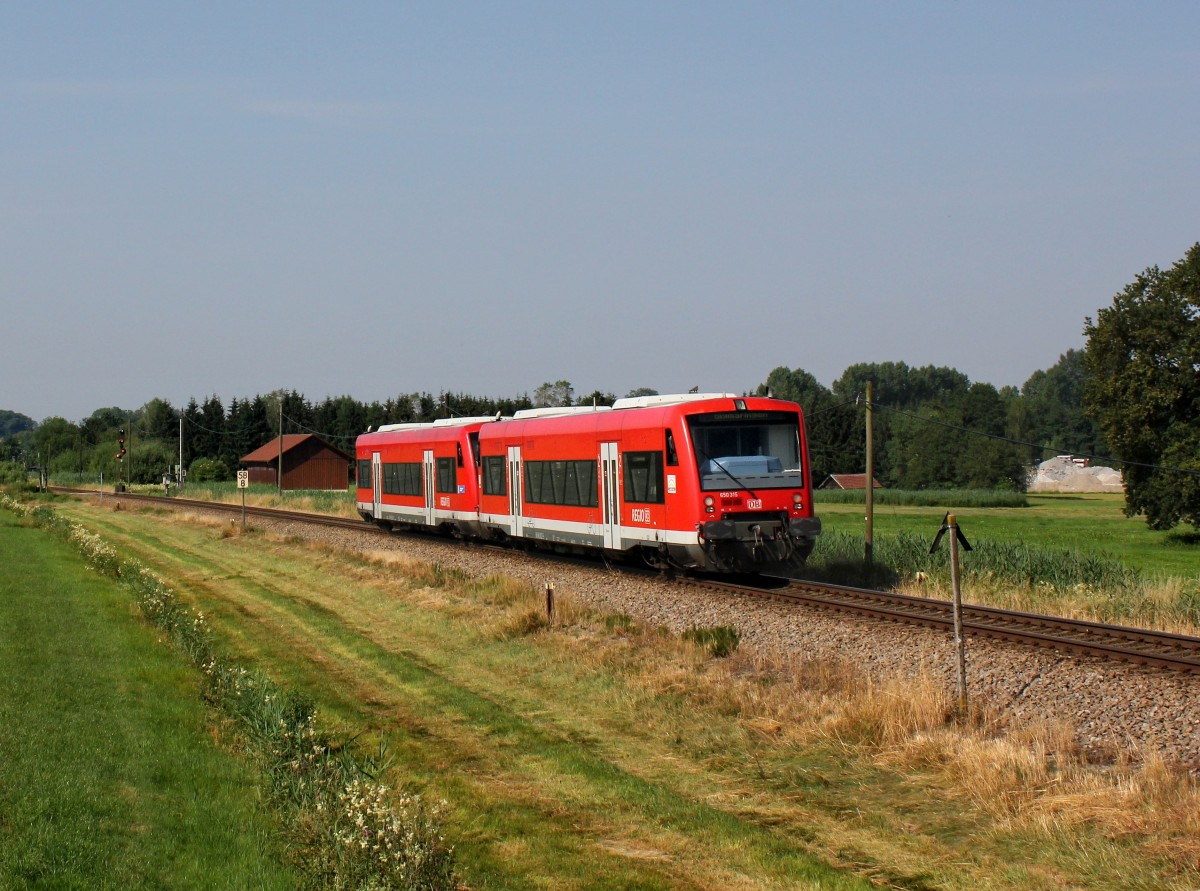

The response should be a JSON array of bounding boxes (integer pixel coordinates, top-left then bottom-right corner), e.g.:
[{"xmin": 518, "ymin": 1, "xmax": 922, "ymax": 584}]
[{"xmin": 865, "ymin": 398, "xmax": 1200, "ymax": 479}]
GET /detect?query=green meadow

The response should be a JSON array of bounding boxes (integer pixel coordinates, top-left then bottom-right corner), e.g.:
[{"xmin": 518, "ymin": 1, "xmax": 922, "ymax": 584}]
[
  {"xmin": 0, "ymin": 509, "xmax": 297, "ymax": 889},
  {"xmin": 813, "ymin": 491, "xmax": 1200, "ymax": 579}
]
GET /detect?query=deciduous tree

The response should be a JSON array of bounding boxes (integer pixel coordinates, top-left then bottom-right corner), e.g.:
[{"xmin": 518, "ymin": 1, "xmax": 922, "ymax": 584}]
[{"xmin": 1083, "ymin": 243, "xmax": 1200, "ymax": 529}]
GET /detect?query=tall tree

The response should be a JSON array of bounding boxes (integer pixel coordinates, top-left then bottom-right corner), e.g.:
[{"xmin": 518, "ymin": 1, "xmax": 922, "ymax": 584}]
[
  {"xmin": 534, "ymin": 380, "xmax": 574, "ymax": 408},
  {"xmin": 194, "ymin": 395, "xmax": 226, "ymax": 465},
  {"xmin": 1019, "ymin": 349, "xmax": 1106, "ymax": 459},
  {"xmin": 1083, "ymin": 243, "xmax": 1200, "ymax": 529},
  {"xmin": 181, "ymin": 398, "xmax": 202, "ymax": 467},
  {"xmin": 0, "ymin": 410, "xmax": 35, "ymax": 438},
  {"xmin": 756, "ymin": 366, "xmax": 852, "ymax": 485},
  {"xmin": 140, "ymin": 398, "xmax": 177, "ymax": 442}
]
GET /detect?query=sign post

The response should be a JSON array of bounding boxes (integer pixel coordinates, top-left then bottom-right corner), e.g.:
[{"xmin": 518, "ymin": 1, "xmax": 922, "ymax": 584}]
[
  {"xmin": 930, "ymin": 512, "xmax": 973, "ymax": 717},
  {"xmin": 237, "ymin": 470, "xmax": 249, "ymax": 530}
]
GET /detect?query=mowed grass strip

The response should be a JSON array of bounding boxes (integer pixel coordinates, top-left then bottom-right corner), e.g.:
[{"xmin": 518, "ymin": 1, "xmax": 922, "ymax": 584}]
[
  {"xmin": 0, "ymin": 510, "xmax": 297, "ymax": 890},
  {"xmin": 68, "ymin": 507, "xmax": 873, "ymax": 889},
  {"xmin": 60, "ymin": 501, "xmax": 1200, "ymax": 890}
]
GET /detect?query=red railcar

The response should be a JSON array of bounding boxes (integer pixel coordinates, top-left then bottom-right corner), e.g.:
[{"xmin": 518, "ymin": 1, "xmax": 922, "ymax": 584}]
[
  {"xmin": 355, "ymin": 417, "xmax": 492, "ymax": 537},
  {"xmin": 356, "ymin": 394, "xmax": 821, "ymax": 573}
]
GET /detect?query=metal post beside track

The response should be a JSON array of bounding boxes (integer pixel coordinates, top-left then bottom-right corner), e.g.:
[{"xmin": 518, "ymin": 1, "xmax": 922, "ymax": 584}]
[
  {"xmin": 237, "ymin": 469, "xmax": 249, "ymax": 531},
  {"xmin": 948, "ymin": 514, "xmax": 968, "ymax": 715},
  {"xmin": 930, "ymin": 512, "xmax": 973, "ymax": 717}
]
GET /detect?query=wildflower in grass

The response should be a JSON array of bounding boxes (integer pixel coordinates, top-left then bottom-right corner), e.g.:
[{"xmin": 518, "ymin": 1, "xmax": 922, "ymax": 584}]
[{"xmin": 5, "ymin": 498, "xmax": 459, "ymax": 889}]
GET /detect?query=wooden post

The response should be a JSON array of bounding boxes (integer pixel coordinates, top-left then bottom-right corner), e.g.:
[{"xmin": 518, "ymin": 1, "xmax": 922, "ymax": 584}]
[
  {"xmin": 545, "ymin": 582, "xmax": 555, "ymax": 623},
  {"xmin": 948, "ymin": 513, "xmax": 968, "ymax": 716},
  {"xmin": 864, "ymin": 380, "xmax": 874, "ymax": 565},
  {"xmin": 278, "ymin": 402, "xmax": 284, "ymax": 497}
]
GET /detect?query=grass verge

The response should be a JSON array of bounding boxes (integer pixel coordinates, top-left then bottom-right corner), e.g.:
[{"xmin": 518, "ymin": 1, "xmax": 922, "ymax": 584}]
[
  {"xmin": 2, "ymin": 496, "xmax": 456, "ymax": 890},
  {"xmin": 0, "ymin": 508, "xmax": 297, "ymax": 889}
]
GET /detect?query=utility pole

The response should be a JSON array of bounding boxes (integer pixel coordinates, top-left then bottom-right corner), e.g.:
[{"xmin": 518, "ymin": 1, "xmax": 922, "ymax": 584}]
[
  {"xmin": 178, "ymin": 416, "xmax": 184, "ymax": 492},
  {"xmin": 864, "ymin": 380, "xmax": 875, "ymax": 565},
  {"xmin": 278, "ymin": 402, "xmax": 284, "ymax": 497}
]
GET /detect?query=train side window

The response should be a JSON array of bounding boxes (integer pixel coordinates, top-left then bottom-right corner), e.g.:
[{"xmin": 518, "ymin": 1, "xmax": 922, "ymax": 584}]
[
  {"xmin": 524, "ymin": 460, "xmax": 598, "ymax": 507},
  {"xmin": 665, "ymin": 430, "xmax": 678, "ymax": 466},
  {"xmin": 457, "ymin": 442, "xmax": 464, "ymax": 468},
  {"xmin": 468, "ymin": 433, "xmax": 481, "ymax": 467},
  {"xmin": 436, "ymin": 457, "xmax": 457, "ymax": 494},
  {"xmin": 624, "ymin": 451, "xmax": 665, "ymax": 504},
  {"xmin": 482, "ymin": 455, "xmax": 507, "ymax": 496},
  {"xmin": 357, "ymin": 460, "xmax": 372, "ymax": 489},
  {"xmin": 382, "ymin": 462, "xmax": 422, "ymax": 496}
]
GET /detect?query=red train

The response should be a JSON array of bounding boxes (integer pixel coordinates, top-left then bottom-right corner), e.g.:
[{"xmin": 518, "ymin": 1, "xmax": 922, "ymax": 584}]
[{"xmin": 355, "ymin": 393, "xmax": 821, "ymax": 573}]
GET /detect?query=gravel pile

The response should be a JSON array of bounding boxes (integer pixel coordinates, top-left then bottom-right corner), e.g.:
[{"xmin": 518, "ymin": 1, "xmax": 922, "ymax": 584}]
[
  {"xmin": 197, "ymin": 508, "xmax": 1200, "ymax": 772},
  {"xmin": 1027, "ymin": 456, "xmax": 1124, "ymax": 493}
]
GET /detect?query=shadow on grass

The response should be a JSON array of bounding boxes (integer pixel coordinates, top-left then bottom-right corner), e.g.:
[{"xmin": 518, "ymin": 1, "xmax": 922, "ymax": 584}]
[
  {"xmin": 790, "ymin": 559, "xmax": 903, "ymax": 590},
  {"xmin": 1164, "ymin": 530, "xmax": 1200, "ymax": 547}
]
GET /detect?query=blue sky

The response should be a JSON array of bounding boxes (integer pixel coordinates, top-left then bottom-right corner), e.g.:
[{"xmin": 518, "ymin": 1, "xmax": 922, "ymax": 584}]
[{"xmin": 2, "ymin": 2, "xmax": 1198, "ymax": 422}]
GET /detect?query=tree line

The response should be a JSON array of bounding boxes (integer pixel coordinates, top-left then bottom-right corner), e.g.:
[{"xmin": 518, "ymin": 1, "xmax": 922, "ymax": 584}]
[
  {"xmin": 2, "ymin": 242, "xmax": 1196, "ymax": 530},
  {"xmin": 0, "ymin": 359, "xmax": 1099, "ymax": 492}
]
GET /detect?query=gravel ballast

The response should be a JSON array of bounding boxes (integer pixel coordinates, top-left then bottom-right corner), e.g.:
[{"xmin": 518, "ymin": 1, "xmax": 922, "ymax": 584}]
[{"xmin": 190, "ymin": 507, "xmax": 1200, "ymax": 772}]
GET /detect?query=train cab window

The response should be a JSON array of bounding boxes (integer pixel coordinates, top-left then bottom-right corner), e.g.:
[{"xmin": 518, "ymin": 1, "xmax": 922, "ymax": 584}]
[
  {"xmin": 687, "ymin": 410, "xmax": 804, "ymax": 491},
  {"xmin": 436, "ymin": 457, "xmax": 457, "ymax": 494},
  {"xmin": 624, "ymin": 451, "xmax": 665, "ymax": 504},
  {"xmin": 665, "ymin": 430, "xmax": 678, "ymax": 467},
  {"xmin": 468, "ymin": 433, "xmax": 481, "ymax": 468},
  {"xmin": 482, "ymin": 455, "xmax": 507, "ymax": 496},
  {"xmin": 357, "ymin": 460, "xmax": 372, "ymax": 489},
  {"xmin": 456, "ymin": 442, "xmax": 464, "ymax": 468}
]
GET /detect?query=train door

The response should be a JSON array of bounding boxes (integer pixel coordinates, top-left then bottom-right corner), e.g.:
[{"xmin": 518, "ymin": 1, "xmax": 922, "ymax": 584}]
[
  {"xmin": 371, "ymin": 452, "xmax": 382, "ymax": 520},
  {"xmin": 601, "ymin": 442, "xmax": 621, "ymax": 549},
  {"xmin": 423, "ymin": 450, "xmax": 435, "ymax": 526},
  {"xmin": 507, "ymin": 445, "xmax": 524, "ymax": 538}
]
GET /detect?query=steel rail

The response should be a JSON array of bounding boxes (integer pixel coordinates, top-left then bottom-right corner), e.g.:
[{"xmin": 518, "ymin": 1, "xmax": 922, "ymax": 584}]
[{"xmin": 701, "ymin": 577, "xmax": 1200, "ymax": 675}]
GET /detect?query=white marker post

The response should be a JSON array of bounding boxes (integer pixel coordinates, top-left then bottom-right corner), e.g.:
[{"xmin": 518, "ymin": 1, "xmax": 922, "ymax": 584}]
[{"xmin": 237, "ymin": 470, "xmax": 249, "ymax": 530}]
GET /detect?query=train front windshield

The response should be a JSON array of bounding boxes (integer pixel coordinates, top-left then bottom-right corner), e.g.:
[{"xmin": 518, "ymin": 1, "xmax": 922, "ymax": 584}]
[{"xmin": 687, "ymin": 410, "xmax": 804, "ymax": 491}]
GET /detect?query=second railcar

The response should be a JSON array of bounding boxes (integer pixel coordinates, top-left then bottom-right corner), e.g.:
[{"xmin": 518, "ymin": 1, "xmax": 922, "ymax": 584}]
[{"xmin": 355, "ymin": 417, "xmax": 492, "ymax": 536}]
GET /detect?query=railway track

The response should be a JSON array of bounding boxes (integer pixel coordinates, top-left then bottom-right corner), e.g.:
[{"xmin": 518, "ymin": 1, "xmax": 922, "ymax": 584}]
[
  {"xmin": 59, "ymin": 487, "xmax": 1200, "ymax": 676},
  {"xmin": 700, "ymin": 577, "xmax": 1200, "ymax": 676}
]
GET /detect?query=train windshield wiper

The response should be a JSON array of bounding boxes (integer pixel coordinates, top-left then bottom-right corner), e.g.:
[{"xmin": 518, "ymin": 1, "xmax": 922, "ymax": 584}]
[{"xmin": 695, "ymin": 447, "xmax": 759, "ymax": 500}]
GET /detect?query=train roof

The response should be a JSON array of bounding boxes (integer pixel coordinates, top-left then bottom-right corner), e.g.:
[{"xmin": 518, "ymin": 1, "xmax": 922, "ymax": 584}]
[
  {"xmin": 511, "ymin": 405, "xmax": 613, "ymax": 420},
  {"xmin": 477, "ymin": 394, "xmax": 801, "ymax": 442},
  {"xmin": 372, "ymin": 415, "xmax": 499, "ymax": 433},
  {"xmin": 610, "ymin": 392, "xmax": 737, "ymax": 410}
]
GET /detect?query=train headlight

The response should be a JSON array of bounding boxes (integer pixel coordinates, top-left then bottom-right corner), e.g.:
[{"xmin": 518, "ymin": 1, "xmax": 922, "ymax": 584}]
[
  {"xmin": 704, "ymin": 496, "xmax": 715, "ymax": 513},
  {"xmin": 793, "ymin": 493, "xmax": 803, "ymax": 507}
]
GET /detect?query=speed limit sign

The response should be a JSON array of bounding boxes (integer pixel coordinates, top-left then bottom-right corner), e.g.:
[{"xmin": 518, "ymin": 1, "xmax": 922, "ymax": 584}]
[{"xmin": 237, "ymin": 470, "xmax": 249, "ymax": 489}]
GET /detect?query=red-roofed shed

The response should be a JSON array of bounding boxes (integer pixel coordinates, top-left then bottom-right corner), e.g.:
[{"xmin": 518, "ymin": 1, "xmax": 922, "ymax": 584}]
[{"xmin": 240, "ymin": 434, "xmax": 352, "ymax": 491}]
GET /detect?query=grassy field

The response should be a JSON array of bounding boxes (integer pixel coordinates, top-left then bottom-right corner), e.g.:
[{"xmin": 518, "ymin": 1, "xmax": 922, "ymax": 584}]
[
  {"xmin": 813, "ymin": 492, "xmax": 1200, "ymax": 579},
  {"xmin": 35, "ymin": 496, "xmax": 1200, "ymax": 890},
  {"xmin": 0, "ymin": 509, "xmax": 298, "ymax": 889}
]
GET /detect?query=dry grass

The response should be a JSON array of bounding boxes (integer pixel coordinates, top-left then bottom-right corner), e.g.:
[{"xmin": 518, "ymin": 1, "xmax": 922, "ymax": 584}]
[
  {"xmin": 896, "ymin": 574, "xmax": 1200, "ymax": 638},
  {"xmin": 556, "ymin": 611, "xmax": 1200, "ymax": 876},
  {"xmin": 720, "ymin": 650, "xmax": 1200, "ymax": 872}
]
